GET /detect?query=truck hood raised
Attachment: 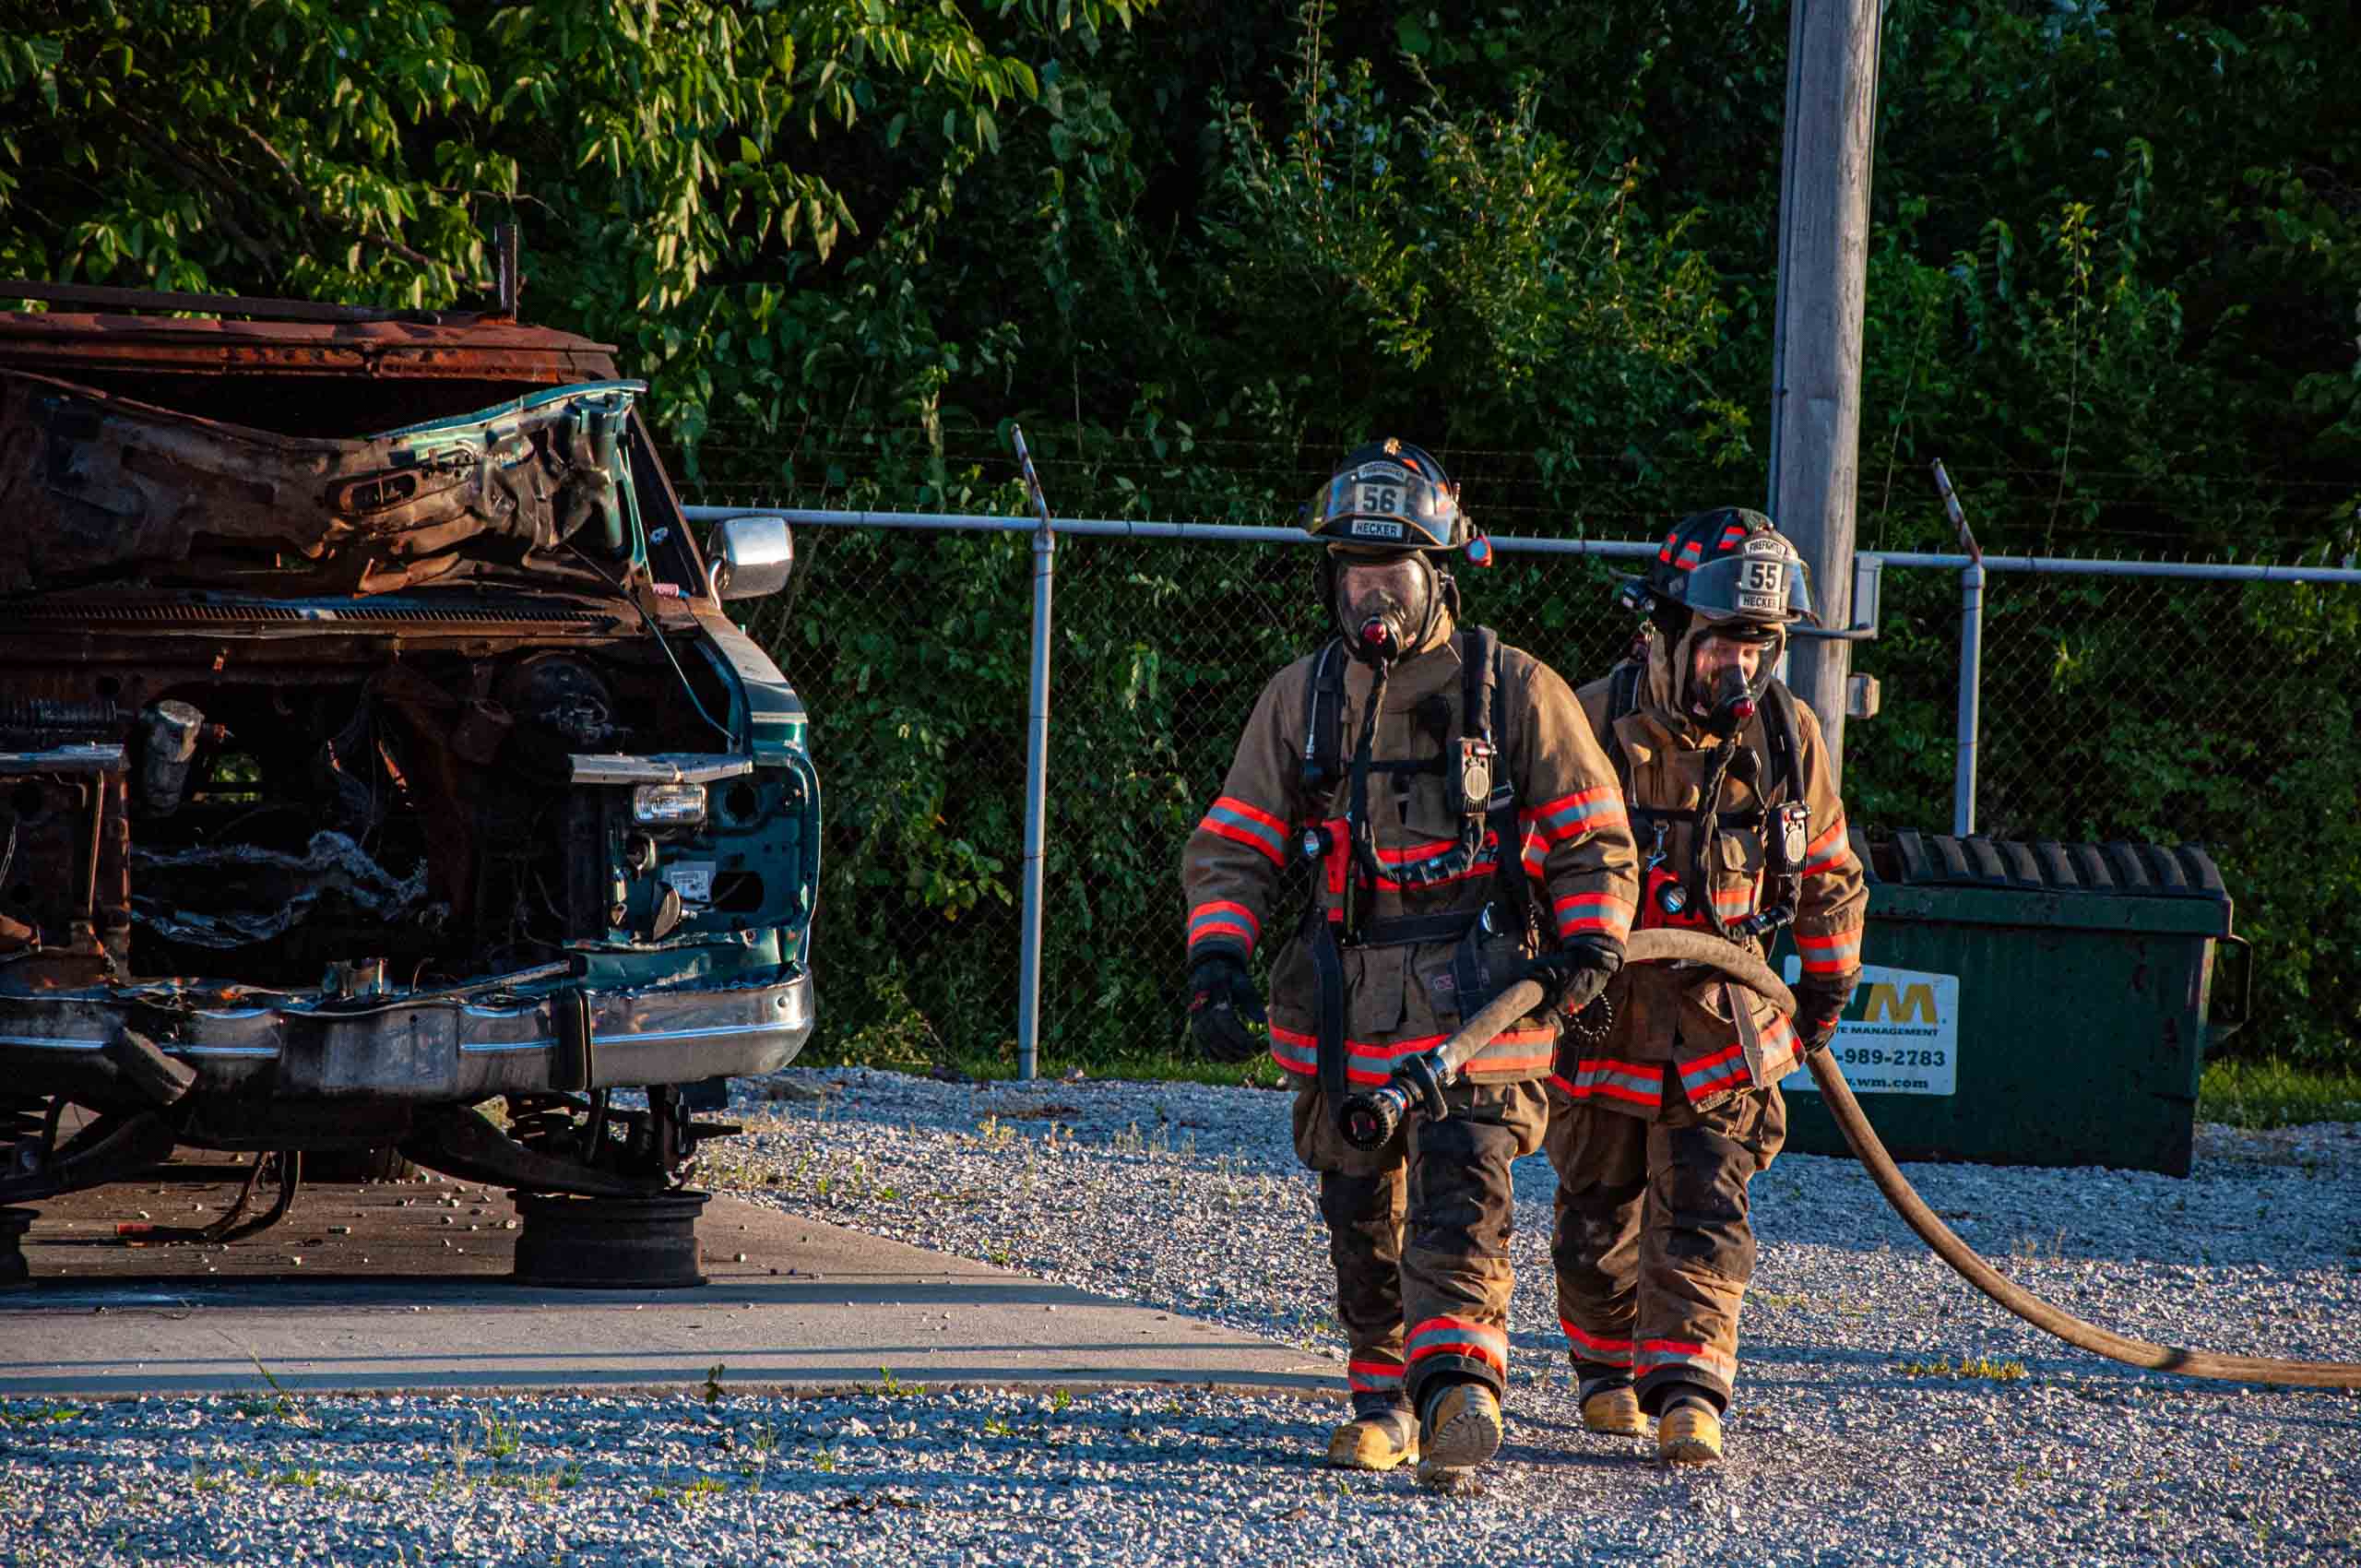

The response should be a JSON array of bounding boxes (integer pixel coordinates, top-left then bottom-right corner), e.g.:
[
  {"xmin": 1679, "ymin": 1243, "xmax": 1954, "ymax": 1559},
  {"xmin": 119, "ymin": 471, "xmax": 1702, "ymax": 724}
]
[{"xmin": 0, "ymin": 373, "xmax": 650, "ymax": 595}]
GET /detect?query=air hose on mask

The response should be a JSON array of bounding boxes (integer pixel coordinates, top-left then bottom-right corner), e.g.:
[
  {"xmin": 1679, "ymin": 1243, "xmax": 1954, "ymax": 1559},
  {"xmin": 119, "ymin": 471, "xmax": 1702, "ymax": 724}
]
[{"xmin": 1340, "ymin": 930, "xmax": 2361, "ymax": 1389}]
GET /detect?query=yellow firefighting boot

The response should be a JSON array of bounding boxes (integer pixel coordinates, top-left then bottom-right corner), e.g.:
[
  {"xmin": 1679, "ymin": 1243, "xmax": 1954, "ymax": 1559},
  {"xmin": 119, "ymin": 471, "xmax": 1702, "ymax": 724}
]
[
  {"xmin": 1325, "ymin": 1402, "xmax": 1418, "ymax": 1471},
  {"xmin": 1415, "ymin": 1380, "xmax": 1503, "ymax": 1486},
  {"xmin": 1655, "ymin": 1394, "xmax": 1724, "ymax": 1465},
  {"xmin": 1579, "ymin": 1384, "xmax": 1645, "ymax": 1437}
]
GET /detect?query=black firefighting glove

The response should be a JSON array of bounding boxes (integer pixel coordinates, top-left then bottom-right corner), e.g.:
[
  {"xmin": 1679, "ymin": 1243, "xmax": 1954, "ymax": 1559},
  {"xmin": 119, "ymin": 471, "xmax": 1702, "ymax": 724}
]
[
  {"xmin": 1188, "ymin": 955, "xmax": 1267, "ymax": 1064},
  {"xmin": 1794, "ymin": 974, "xmax": 1857, "ymax": 1051},
  {"xmin": 1530, "ymin": 934, "xmax": 1624, "ymax": 1016}
]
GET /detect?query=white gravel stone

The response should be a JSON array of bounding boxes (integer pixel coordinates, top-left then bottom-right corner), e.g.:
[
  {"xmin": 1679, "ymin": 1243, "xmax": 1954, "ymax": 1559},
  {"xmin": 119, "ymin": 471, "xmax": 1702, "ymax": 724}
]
[{"xmin": 5, "ymin": 1065, "xmax": 2355, "ymax": 1566}]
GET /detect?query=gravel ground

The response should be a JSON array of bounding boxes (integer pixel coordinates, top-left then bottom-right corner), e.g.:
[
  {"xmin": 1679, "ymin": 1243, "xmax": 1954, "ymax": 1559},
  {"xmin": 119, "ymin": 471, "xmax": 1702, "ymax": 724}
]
[{"xmin": 7, "ymin": 1066, "xmax": 2358, "ymax": 1566}]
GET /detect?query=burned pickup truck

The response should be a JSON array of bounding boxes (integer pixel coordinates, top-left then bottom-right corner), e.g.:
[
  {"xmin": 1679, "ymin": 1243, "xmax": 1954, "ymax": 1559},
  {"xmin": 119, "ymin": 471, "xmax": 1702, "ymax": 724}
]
[{"xmin": 0, "ymin": 285, "xmax": 817, "ymax": 1261}]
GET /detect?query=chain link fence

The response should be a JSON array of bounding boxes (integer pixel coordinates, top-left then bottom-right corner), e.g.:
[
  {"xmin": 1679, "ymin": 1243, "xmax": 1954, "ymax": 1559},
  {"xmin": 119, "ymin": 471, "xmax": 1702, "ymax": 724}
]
[{"xmin": 678, "ymin": 482, "xmax": 2361, "ymax": 1074}]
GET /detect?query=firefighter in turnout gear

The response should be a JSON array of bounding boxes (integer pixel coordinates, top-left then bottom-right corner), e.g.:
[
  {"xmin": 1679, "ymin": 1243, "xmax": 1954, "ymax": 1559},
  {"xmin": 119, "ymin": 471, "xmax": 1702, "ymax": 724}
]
[
  {"xmin": 1547, "ymin": 506, "xmax": 1867, "ymax": 1465},
  {"xmin": 1181, "ymin": 441, "xmax": 1639, "ymax": 1484}
]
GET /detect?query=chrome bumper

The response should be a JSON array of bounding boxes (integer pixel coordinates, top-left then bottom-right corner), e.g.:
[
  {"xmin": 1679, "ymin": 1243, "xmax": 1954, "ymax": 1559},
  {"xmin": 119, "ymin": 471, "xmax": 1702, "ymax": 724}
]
[{"xmin": 0, "ymin": 968, "xmax": 813, "ymax": 1103}]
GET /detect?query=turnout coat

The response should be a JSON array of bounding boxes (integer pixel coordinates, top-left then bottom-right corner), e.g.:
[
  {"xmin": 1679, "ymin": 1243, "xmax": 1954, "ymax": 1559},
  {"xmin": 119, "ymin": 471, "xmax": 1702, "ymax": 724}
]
[
  {"xmin": 1563, "ymin": 638, "xmax": 1868, "ymax": 1115},
  {"xmin": 1183, "ymin": 625, "xmax": 1641, "ymax": 1087}
]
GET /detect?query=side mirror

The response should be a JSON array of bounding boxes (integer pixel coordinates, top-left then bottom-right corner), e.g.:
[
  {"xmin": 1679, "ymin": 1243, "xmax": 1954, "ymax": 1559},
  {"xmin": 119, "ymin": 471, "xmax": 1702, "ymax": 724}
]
[{"xmin": 707, "ymin": 516, "xmax": 794, "ymax": 600}]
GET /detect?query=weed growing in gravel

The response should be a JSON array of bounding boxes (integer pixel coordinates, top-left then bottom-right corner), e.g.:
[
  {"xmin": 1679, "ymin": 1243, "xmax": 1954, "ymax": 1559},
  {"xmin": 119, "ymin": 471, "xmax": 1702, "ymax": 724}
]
[
  {"xmin": 663, "ymin": 1476, "xmax": 731, "ymax": 1505},
  {"xmin": 1896, "ymin": 1354, "xmax": 2029, "ymax": 1382},
  {"xmin": 813, "ymin": 1446, "xmax": 840, "ymax": 1474},
  {"xmin": 1048, "ymin": 1388, "xmax": 1074, "ymax": 1413},
  {"xmin": 476, "ymin": 1408, "xmax": 520, "ymax": 1460},
  {"xmin": 704, "ymin": 1362, "xmax": 728, "ymax": 1406},
  {"xmin": 445, "ymin": 1418, "xmax": 486, "ymax": 1486},
  {"xmin": 487, "ymin": 1462, "xmax": 583, "ymax": 1497},
  {"xmin": 237, "ymin": 1355, "xmax": 315, "ymax": 1427},
  {"xmin": 983, "ymin": 1417, "xmax": 1014, "ymax": 1438},
  {"xmin": 270, "ymin": 1467, "xmax": 324, "ymax": 1488},
  {"xmin": 0, "ymin": 1400, "xmax": 79, "ymax": 1428},
  {"xmin": 186, "ymin": 1461, "xmax": 231, "ymax": 1494},
  {"xmin": 870, "ymin": 1367, "xmax": 927, "ymax": 1398}
]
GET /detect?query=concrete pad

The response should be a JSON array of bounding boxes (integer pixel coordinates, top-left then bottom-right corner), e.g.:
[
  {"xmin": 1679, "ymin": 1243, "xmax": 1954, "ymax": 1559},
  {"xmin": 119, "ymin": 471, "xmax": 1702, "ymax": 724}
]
[{"xmin": 0, "ymin": 1165, "xmax": 1335, "ymax": 1401}]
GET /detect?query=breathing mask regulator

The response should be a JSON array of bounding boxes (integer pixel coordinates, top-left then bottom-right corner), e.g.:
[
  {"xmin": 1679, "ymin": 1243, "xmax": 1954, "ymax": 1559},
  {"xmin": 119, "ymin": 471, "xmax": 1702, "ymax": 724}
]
[{"xmin": 1693, "ymin": 657, "xmax": 1763, "ymax": 737}]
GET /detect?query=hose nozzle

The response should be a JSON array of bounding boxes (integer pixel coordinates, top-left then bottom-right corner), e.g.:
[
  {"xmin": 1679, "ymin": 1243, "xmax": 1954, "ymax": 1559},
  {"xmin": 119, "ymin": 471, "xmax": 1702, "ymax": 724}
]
[{"xmin": 1337, "ymin": 1048, "xmax": 1452, "ymax": 1150}]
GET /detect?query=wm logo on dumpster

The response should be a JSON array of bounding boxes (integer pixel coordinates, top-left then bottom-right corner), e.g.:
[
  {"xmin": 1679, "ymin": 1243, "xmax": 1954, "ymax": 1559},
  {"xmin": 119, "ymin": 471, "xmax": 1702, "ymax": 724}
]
[
  {"xmin": 1860, "ymin": 981, "xmax": 1938, "ymax": 1025},
  {"xmin": 1780, "ymin": 961, "xmax": 1961, "ymax": 1098}
]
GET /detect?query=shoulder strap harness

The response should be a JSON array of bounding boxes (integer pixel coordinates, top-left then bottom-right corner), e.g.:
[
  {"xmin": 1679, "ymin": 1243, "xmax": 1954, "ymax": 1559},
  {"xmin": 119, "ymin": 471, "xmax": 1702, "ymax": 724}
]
[
  {"xmin": 1293, "ymin": 630, "xmax": 1530, "ymax": 1114},
  {"xmin": 1604, "ymin": 662, "xmax": 1809, "ymax": 941}
]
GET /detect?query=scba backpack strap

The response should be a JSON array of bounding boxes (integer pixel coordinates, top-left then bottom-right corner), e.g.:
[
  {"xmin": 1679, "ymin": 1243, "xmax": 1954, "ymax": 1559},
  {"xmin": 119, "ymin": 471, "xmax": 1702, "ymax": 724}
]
[
  {"xmin": 1300, "ymin": 640, "xmax": 1347, "ymax": 793},
  {"xmin": 1757, "ymin": 677, "xmax": 1804, "ymax": 807},
  {"xmin": 1612, "ymin": 658, "xmax": 1810, "ymax": 936}
]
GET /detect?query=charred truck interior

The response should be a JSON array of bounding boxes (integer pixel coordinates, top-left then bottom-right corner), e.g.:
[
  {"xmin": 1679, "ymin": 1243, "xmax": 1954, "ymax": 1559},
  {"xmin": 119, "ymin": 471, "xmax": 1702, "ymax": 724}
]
[{"xmin": 0, "ymin": 282, "xmax": 818, "ymax": 1279}]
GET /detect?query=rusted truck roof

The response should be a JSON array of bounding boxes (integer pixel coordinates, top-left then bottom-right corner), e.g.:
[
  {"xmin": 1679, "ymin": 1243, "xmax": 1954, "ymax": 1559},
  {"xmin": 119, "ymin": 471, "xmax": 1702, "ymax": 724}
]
[{"xmin": 0, "ymin": 281, "xmax": 619, "ymax": 382}]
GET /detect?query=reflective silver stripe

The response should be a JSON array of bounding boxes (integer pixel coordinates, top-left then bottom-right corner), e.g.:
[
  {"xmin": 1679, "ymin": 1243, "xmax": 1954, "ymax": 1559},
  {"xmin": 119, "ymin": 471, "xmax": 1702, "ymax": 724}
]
[
  {"xmin": 1635, "ymin": 1347, "xmax": 1734, "ymax": 1374},
  {"xmin": 1572, "ymin": 1064, "xmax": 1660, "ymax": 1097},
  {"xmin": 1406, "ymin": 1323, "xmax": 1506, "ymax": 1357},
  {"xmin": 1678, "ymin": 1051, "xmax": 1747, "ymax": 1091}
]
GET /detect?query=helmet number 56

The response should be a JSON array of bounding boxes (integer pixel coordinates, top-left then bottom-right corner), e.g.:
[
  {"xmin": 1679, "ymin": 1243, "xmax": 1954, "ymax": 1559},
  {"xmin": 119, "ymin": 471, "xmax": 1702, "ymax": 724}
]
[{"xmin": 1355, "ymin": 483, "xmax": 1401, "ymax": 516}]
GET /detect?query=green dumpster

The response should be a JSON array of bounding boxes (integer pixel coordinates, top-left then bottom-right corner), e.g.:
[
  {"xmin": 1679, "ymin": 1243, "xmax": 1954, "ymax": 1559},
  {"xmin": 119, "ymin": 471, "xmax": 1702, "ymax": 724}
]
[{"xmin": 1774, "ymin": 830, "xmax": 2251, "ymax": 1177}]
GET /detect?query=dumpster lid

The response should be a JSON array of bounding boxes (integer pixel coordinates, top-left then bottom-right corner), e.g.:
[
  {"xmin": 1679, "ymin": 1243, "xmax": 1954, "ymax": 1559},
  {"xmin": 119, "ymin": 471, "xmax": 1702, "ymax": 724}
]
[
  {"xmin": 1854, "ymin": 830, "xmax": 2234, "ymax": 935},
  {"xmin": 1874, "ymin": 830, "xmax": 2224, "ymax": 897}
]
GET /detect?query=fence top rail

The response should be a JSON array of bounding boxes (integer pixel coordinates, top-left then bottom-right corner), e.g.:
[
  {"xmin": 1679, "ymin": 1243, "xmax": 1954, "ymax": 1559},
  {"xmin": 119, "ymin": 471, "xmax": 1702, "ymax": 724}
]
[{"xmin": 680, "ymin": 506, "xmax": 2361, "ymax": 583}]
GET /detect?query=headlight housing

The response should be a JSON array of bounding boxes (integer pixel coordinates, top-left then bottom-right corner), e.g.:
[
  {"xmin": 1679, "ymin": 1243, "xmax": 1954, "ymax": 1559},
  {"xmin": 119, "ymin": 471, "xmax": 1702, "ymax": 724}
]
[{"xmin": 632, "ymin": 783, "xmax": 707, "ymax": 827}]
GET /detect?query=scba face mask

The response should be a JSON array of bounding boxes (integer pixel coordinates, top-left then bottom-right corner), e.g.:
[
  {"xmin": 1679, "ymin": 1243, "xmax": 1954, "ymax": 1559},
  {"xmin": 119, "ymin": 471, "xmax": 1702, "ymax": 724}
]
[
  {"xmin": 1332, "ymin": 550, "xmax": 1443, "ymax": 664},
  {"xmin": 1696, "ymin": 662, "xmax": 1759, "ymax": 736},
  {"xmin": 1681, "ymin": 627, "xmax": 1784, "ymax": 734}
]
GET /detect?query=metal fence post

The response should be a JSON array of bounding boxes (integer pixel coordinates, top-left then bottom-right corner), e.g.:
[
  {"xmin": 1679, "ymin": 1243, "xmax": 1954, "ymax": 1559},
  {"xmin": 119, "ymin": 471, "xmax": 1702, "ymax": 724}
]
[
  {"xmin": 1954, "ymin": 561, "xmax": 1985, "ymax": 837},
  {"xmin": 1012, "ymin": 431, "xmax": 1056, "ymax": 1082}
]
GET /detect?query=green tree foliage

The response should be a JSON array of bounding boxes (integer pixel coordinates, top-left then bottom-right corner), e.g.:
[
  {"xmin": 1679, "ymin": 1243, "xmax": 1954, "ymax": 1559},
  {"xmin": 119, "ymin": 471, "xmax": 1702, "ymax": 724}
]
[
  {"xmin": 0, "ymin": 0, "xmax": 1136, "ymax": 443},
  {"xmin": 4, "ymin": 1, "xmax": 2355, "ymax": 1067}
]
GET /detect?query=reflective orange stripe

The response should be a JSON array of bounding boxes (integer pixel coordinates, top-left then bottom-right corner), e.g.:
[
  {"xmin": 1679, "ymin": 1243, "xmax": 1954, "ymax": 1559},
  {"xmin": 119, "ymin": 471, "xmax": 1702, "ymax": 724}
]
[
  {"xmin": 1553, "ymin": 890, "xmax": 1636, "ymax": 940},
  {"xmin": 1186, "ymin": 898, "xmax": 1261, "ymax": 952},
  {"xmin": 1561, "ymin": 1319, "xmax": 1633, "ymax": 1366},
  {"xmin": 1803, "ymin": 816, "xmax": 1854, "ymax": 875}
]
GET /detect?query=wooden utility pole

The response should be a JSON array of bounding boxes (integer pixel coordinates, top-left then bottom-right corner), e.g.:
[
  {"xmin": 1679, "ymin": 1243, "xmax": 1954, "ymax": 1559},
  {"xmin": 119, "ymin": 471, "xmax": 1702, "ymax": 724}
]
[{"xmin": 1767, "ymin": 0, "xmax": 1881, "ymax": 783}]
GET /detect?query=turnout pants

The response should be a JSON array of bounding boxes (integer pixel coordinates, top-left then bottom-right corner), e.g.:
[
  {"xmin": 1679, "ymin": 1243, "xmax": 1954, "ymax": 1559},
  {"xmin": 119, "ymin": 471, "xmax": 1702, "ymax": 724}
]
[
  {"xmin": 1544, "ymin": 1080, "xmax": 1786, "ymax": 1415},
  {"xmin": 1292, "ymin": 1079, "xmax": 1548, "ymax": 1412}
]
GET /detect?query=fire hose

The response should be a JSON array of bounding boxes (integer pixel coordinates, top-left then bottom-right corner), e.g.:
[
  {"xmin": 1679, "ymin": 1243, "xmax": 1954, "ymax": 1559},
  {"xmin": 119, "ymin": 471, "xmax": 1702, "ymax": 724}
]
[{"xmin": 1339, "ymin": 928, "xmax": 2361, "ymax": 1390}]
